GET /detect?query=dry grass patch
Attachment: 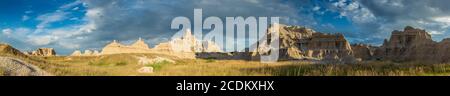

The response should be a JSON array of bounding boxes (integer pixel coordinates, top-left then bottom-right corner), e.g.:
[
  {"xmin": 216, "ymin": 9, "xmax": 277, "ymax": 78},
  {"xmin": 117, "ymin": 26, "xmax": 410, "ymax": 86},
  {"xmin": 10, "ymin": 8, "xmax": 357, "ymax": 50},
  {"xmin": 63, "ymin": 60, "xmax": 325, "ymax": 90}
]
[{"xmin": 247, "ymin": 61, "xmax": 450, "ymax": 76}]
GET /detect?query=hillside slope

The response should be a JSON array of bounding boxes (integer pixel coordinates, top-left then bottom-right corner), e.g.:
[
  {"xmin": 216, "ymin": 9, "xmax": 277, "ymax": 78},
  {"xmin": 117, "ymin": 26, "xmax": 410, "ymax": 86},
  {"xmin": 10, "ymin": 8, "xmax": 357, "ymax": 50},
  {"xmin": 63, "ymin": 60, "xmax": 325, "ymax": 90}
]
[{"xmin": 0, "ymin": 44, "xmax": 52, "ymax": 76}]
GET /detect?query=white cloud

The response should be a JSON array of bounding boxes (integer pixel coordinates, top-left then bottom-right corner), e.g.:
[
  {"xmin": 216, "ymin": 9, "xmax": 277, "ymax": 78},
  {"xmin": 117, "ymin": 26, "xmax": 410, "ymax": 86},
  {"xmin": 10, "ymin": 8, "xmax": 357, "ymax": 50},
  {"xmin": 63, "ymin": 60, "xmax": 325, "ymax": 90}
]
[
  {"xmin": 22, "ymin": 15, "xmax": 30, "ymax": 21},
  {"xmin": 58, "ymin": 41, "xmax": 80, "ymax": 49},
  {"xmin": 331, "ymin": 0, "xmax": 376, "ymax": 23},
  {"xmin": 26, "ymin": 35, "xmax": 54, "ymax": 46},
  {"xmin": 85, "ymin": 8, "xmax": 103, "ymax": 19},
  {"xmin": 429, "ymin": 30, "xmax": 444, "ymax": 35},
  {"xmin": 72, "ymin": 7, "xmax": 79, "ymax": 11},
  {"xmin": 34, "ymin": 1, "xmax": 84, "ymax": 33},
  {"xmin": 312, "ymin": 6, "xmax": 320, "ymax": 11},
  {"xmin": 60, "ymin": 0, "xmax": 82, "ymax": 10},
  {"xmin": 25, "ymin": 10, "xmax": 33, "ymax": 14},
  {"xmin": 2, "ymin": 27, "xmax": 32, "ymax": 40},
  {"xmin": 327, "ymin": 0, "xmax": 450, "ymax": 43},
  {"xmin": 2, "ymin": 28, "xmax": 12, "ymax": 36},
  {"xmin": 433, "ymin": 16, "xmax": 450, "ymax": 23},
  {"xmin": 35, "ymin": 11, "xmax": 69, "ymax": 33}
]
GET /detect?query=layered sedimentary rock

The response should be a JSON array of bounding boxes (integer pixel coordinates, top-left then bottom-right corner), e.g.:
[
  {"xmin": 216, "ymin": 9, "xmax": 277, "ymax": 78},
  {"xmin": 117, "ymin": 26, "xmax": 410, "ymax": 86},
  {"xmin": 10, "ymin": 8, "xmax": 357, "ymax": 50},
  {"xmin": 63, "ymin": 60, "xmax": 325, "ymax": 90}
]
[
  {"xmin": 70, "ymin": 50, "xmax": 82, "ymax": 56},
  {"xmin": 28, "ymin": 48, "xmax": 56, "ymax": 56},
  {"xmin": 374, "ymin": 26, "xmax": 450, "ymax": 63},
  {"xmin": 70, "ymin": 50, "xmax": 100, "ymax": 56},
  {"xmin": 351, "ymin": 44, "xmax": 374, "ymax": 60},
  {"xmin": 435, "ymin": 38, "xmax": 450, "ymax": 62},
  {"xmin": 153, "ymin": 29, "xmax": 222, "ymax": 53},
  {"xmin": 98, "ymin": 38, "xmax": 197, "ymax": 59},
  {"xmin": 101, "ymin": 39, "xmax": 153, "ymax": 55},
  {"xmin": 254, "ymin": 24, "xmax": 353, "ymax": 61},
  {"xmin": 131, "ymin": 38, "xmax": 150, "ymax": 50},
  {"xmin": 70, "ymin": 29, "xmax": 222, "ymax": 59}
]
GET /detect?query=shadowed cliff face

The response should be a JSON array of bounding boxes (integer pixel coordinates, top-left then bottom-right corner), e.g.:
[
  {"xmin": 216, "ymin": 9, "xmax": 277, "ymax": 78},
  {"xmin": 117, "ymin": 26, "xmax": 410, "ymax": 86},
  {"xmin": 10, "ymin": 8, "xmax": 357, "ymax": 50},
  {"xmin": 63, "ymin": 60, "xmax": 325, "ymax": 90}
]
[
  {"xmin": 374, "ymin": 26, "xmax": 450, "ymax": 63},
  {"xmin": 253, "ymin": 24, "xmax": 354, "ymax": 62}
]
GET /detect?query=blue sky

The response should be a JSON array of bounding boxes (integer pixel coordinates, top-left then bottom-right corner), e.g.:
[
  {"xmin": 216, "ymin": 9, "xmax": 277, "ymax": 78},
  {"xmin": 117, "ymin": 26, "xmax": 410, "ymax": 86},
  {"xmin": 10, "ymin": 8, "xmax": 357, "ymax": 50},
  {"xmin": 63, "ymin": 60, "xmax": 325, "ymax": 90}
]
[{"xmin": 1, "ymin": 0, "xmax": 450, "ymax": 55}]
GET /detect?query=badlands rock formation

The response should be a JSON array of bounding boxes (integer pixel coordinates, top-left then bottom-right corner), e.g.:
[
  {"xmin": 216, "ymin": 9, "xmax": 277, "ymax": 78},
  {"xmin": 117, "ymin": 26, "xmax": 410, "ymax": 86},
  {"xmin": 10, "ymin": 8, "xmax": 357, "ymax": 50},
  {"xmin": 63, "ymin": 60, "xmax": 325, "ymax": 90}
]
[
  {"xmin": 98, "ymin": 38, "xmax": 197, "ymax": 59},
  {"xmin": 153, "ymin": 29, "xmax": 222, "ymax": 53},
  {"xmin": 351, "ymin": 44, "xmax": 374, "ymax": 60},
  {"xmin": 101, "ymin": 38, "xmax": 152, "ymax": 55},
  {"xmin": 374, "ymin": 26, "xmax": 450, "ymax": 63},
  {"xmin": 26, "ymin": 48, "xmax": 56, "ymax": 56},
  {"xmin": 71, "ymin": 50, "xmax": 100, "ymax": 56},
  {"xmin": 254, "ymin": 24, "xmax": 354, "ymax": 61},
  {"xmin": 71, "ymin": 30, "xmax": 222, "ymax": 59},
  {"xmin": 70, "ymin": 50, "xmax": 82, "ymax": 56}
]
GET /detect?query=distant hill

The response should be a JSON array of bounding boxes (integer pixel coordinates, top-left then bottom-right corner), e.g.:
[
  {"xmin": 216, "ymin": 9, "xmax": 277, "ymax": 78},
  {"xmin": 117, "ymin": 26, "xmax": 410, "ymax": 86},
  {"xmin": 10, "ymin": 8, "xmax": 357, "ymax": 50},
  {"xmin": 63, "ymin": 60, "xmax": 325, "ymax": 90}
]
[{"xmin": 0, "ymin": 43, "xmax": 28, "ymax": 58}]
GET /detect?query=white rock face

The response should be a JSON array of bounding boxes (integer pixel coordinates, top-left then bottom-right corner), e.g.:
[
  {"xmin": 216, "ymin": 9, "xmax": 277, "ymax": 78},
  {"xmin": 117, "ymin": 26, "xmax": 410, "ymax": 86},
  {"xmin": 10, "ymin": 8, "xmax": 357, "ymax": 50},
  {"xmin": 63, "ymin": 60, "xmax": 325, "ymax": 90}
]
[
  {"xmin": 153, "ymin": 29, "xmax": 222, "ymax": 53},
  {"xmin": 69, "ymin": 29, "xmax": 222, "ymax": 59},
  {"xmin": 71, "ymin": 50, "xmax": 82, "ymax": 56},
  {"xmin": 83, "ymin": 50, "xmax": 93, "ymax": 56},
  {"xmin": 92, "ymin": 50, "xmax": 100, "ymax": 56},
  {"xmin": 70, "ymin": 50, "xmax": 100, "ymax": 56},
  {"xmin": 29, "ymin": 48, "xmax": 56, "ymax": 56}
]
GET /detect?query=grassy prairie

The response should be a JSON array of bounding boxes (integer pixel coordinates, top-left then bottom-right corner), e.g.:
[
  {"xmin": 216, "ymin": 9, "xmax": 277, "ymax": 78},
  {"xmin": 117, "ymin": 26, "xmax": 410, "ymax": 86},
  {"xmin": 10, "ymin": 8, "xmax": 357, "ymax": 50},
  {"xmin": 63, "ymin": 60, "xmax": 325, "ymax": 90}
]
[
  {"xmin": 37, "ymin": 53, "xmax": 295, "ymax": 76},
  {"xmin": 249, "ymin": 62, "xmax": 450, "ymax": 76},
  {"xmin": 3, "ymin": 53, "xmax": 450, "ymax": 76}
]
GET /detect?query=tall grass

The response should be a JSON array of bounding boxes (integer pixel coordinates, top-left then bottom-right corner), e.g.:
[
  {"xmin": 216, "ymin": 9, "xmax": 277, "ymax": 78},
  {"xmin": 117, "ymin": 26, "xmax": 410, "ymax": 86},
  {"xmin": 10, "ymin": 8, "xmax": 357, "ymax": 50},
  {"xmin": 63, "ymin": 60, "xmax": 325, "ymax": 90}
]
[
  {"xmin": 250, "ymin": 62, "xmax": 450, "ymax": 76},
  {"xmin": 88, "ymin": 61, "xmax": 128, "ymax": 66},
  {"xmin": 0, "ymin": 68, "xmax": 4, "ymax": 76}
]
